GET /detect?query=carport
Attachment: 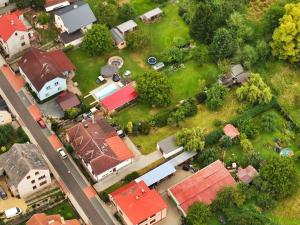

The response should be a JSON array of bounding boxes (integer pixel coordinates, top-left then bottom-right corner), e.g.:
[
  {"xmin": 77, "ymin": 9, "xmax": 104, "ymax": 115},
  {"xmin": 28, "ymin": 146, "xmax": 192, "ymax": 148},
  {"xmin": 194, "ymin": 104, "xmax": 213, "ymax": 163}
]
[
  {"xmin": 135, "ymin": 162, "xmax": 176, "ymax": 187},
  {"xmin": 169, "ymin": 151, "xmax": 197, "ymax": 167}
]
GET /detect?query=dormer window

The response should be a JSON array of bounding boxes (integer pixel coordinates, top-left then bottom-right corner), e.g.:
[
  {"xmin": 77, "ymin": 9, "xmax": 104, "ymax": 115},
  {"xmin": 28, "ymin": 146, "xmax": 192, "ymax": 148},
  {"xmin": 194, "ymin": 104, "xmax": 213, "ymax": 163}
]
[{"xmin": 15, "ymin": 32, "xmax": 18, "ymax": 36}]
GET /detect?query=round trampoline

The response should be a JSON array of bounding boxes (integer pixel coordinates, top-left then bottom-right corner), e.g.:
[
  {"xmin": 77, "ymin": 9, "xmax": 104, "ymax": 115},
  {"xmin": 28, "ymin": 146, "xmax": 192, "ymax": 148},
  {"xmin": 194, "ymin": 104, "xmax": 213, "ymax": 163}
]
[
  {"xmin": 148, "ymin": 56, "xmax": 157, "ymax": 65},
  {"xmin": 108, "ymin": 56, "xmax": 124, "ymax": 69}
]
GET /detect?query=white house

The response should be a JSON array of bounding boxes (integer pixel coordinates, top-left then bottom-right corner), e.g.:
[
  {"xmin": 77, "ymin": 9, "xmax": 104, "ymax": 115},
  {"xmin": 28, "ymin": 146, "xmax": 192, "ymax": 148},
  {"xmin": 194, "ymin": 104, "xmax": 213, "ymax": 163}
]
[
  {"xmin": 18, "ymin": 47, "xmax": 75, "ymax": 101},
  {"xmin": 0, "ymin": 144, "xmax": 52, "ymax": 198},
  {"xmin": 54, "ymin": 1, "xmax": 96, "ymax": 46},
  {"xmin": 0, "ymin": 0, "xmax": 9, "ymax": 8},
  {"xmin": 66, "ymin": 116, "xmax": 134, "ymax": 182},
  {"xmin": 0, "ymin": 11, "xmax": 31, "ymax": 57},
  {"xmin": 157, "ymin": 135, "xmax": 183, "ymax": 159},
  {"xmin": 45, "ymin": 0, "xmax": 73, "ymax": 12}
]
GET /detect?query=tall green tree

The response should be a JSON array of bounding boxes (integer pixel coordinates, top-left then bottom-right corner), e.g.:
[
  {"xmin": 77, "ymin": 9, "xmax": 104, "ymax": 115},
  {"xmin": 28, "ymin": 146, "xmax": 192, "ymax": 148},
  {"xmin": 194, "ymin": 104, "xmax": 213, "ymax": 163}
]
[
  {"xmin": 185, "ymin": 202, "xmax": 211, "ymax": 225},
  {"xmin": 175, "ymin": 127, "xmax": 206, "ymax": 152},
  {"xmin": 236, "ymin": 73, "xmax": 272, "ymax": 105},
  {"xmin": 126, "ymin": 30, "xmax": 150, "ymax": 50},
  {"xmin": 206, "ymin": 84, "xmax": 228, "ymax": 111},
  {"xmin": 136, "ymin": 71, "xmax": 172, "ymax": 107},
  {"xmin": 270, "ymin": 2, "xmax": 300, "ymax": 62},
  {"xmin": 82, "ymin": 24, "xmax": 112, "ymax": 56},
  {"xmin": 118, "ymin": 3, "xmax": 136, "ymax": 21},
  {"xmin": 95, "ymin": 2, "xmax": 118, "ymax": 27}
]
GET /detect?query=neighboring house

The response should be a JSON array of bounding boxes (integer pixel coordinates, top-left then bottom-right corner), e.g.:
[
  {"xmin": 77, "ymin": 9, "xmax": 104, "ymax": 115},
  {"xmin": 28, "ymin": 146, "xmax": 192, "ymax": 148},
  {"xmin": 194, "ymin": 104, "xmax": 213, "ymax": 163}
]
[
  {"xmin": 27, "ymin": 213, "xmax": 80, "ymax": 225},
  {"xmin": 237, "ymin": 165, "xmax": 259, "ymax": 184},
  {"xmin": 66, "ymin": 116, "xmax": 134, "ymax": 181},
  {"xmin": 0, "ymin": 11, "xmax": 31, "ymax": 57},
  {"xmin": 168, "ymin": 160, "xmax": 235, "ymax": 216},
  {"xmin": 56, "ymin": 91, "xmax": 80, "ymax": 111},
  {"xmin": 0, "ymin": 0, "xmax": 9, "ymax": 8},
  {"xmin": 111, "ymin": 20, "xmax": 137, "ymax": 49},
  {"xmin": 18, "ymin": 47, "xmax": 75, "ymax": 101},
  {"xmin": 0, "ymin": 144, "xmax": 51, "ymax": 198},
  {"xmin": 157, "ymin": 135, "xmax": 183, "ymax": 159},
  {"xmin": 219, "ymin": 64, "xmax": 249, "ymax": 87},
  {"xmin": 45, "ymin": 0, "xmax": 77, "ymax": 12},
  {"xmin": 223, "ymin": 124, "xmax": 240, "ymax": 139},
  {"xmin": 101, "ymin": 84, "xmax": 138, "ymax": 112},
  {"xmin": 140, "ymin": 8, "xmax": 163, "ymax": 23},
  {"xmin": 0, "ymin": 110, "xmax": 12, "ymax": 125},
  {"xmin": 54, "ymin": 1, "xmax": 96, "ymax": 46},
  {"xmin": 110, "ymin": 180, "xmax": 167, "ymax": 225}
]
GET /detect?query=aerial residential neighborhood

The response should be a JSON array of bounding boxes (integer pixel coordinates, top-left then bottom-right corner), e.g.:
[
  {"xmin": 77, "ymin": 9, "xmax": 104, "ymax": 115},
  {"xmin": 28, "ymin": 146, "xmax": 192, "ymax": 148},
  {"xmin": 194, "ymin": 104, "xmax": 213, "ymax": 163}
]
[{"xmin": 0, "ymin": 0, "xmax": 299, "ymax": 225}]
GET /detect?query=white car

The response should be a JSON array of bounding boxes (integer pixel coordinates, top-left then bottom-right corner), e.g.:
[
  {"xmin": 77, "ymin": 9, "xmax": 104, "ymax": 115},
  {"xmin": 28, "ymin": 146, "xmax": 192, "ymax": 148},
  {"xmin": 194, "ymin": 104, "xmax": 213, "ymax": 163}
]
[
  {"xmin": 5, "ymin": 207, "xmax": 22, "ymax": 218},
  {"xmin": 57, "ymin": 147, "xmax": 67, "ymax": 159}
]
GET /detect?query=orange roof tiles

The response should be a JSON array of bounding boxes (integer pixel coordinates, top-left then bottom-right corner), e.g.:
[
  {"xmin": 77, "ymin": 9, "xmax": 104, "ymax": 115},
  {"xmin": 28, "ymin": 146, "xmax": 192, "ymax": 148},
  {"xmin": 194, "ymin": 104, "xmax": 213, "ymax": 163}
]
[
  {"xmin": 111, "ymin": 180, "xmax": 167, "ymax": 225},
  {"xmin": 106, "ymin": 136, "xmax": 133, "ymax": 161},
  {"xmin": 27, "ymin": 213, "xmax": 80, "ymax": 225},
  {"xmin": 223, "ymin": 124, "xmax": 240, "ymax": 139},
  {"xmin": 168, "ymin": 160, "xmax": 235, "ymax": 214},
  {"xmin": 0, "ymin": 12, "xmax": 27, "ymax": 41}
]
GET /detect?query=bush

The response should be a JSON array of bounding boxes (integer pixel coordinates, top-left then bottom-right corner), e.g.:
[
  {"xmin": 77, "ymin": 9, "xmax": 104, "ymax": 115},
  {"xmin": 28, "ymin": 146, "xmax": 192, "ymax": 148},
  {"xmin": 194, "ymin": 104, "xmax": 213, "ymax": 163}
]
[
  {"xmin": 205, "ymin": 129, "xmax": 223, "ymax": 145},
  {"xmin": 255, "ymin": 193, "xmax": 276, "ymax": 210},
  {"xmin": 99, "ymin": 191, "xmax": 110, "ymax": 203},
  {"xmin": 222, "ymin": 136, "xmax": 233, "ymax": 148},
  {"xmin": 192, "ymin": 44, "xmax": 210, "ymax": 66},
  {"xmin": 64, "ymin": 107, "xmax": 80, "ymax": 120},
  {"xmin": 51, "ymin": 120, "xmax": 59, "ymax": 132},
  {"xmin": 123, "ymin": 171, "xmax": 139, "ymax": 184},
  {"xmin": 236, "ymin": 119, "xmax": 258, "ymax": 139},
  {"xmin": 65, "ymin": 145, "xmax": 74, "ymax": 154},
  {"xmin": 196, "ymin": 92, "xmax": 207, "ymax": 104},
  {"xmin": 16, "ymin": 127, "xmax": 29, "ymax": 143},
  {"xmin": 180, "ymin": 98, "xmax": 198, "ymax": 117},
  {"xmin": 37, "ymin": 12, "xmax": 51, "ymax": 25},
  {"xmin": 261, "ymin": 112, "xmax": 277, "ymax": 132},
  {"xmin": 206, "ymin": 84, "xmax": 228, "ymax": 111},
  {"xmin": 152, "ymin": 111, "xmax": 171, "ymax": 127},
  {"xmin": 196, "ymin": 148, "xmax": 219, "ymax": 168},
  {"xmin": 139, "ymin": 121, "xmax": 150, "ymax": 135}
]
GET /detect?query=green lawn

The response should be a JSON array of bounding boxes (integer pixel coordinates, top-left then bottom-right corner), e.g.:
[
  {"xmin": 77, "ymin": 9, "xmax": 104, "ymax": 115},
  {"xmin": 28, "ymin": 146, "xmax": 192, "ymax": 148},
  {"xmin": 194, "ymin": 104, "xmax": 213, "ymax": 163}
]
[{"xmin": 45, "ymin": 201, "xmax": 78, "ymax": 220}]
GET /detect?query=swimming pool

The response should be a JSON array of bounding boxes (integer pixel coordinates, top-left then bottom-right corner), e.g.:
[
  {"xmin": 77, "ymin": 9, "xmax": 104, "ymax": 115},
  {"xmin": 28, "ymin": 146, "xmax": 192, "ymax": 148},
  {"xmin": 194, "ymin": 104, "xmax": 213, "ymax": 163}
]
[{"xmin": 93, "ymin": 83, "xmax": 118, "ymax": 100}]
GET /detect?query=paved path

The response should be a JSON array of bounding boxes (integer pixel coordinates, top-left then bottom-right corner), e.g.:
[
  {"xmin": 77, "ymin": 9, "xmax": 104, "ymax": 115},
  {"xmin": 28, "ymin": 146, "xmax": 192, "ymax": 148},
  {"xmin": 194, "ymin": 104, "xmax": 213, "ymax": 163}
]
[
  {"xmin": 0, "ymin": 71, "xmax": 115, "ymax": 225},
  {"xmin": 94, "ymin": 137, "xmax": 162, "ymax": 191}
]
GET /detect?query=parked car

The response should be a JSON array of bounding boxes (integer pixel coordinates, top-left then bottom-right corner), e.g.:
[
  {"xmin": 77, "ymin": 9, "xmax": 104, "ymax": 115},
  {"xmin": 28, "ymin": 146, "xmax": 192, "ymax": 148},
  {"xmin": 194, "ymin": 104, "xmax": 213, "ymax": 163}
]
[
  {"xmin": 37, "ymin": 118, "xmax": 46, "ymax": 128},
  {"xmin": 57, "ymin": 147, "xmax": 67, "ymax": 159},
  {"xmin": 117, "ymin": 130, "xmax": 125, "ymax": 138},
  {"xmin": 182, "ymin": 164, "xmax": 190, "ymax": 171},
  {"xmin": 0, "ymin": 186, "xmax": 8, "ymax": 200},
  {"xmin": 4, "ymin": 207, "xmax": 22, "ymax": 218}
]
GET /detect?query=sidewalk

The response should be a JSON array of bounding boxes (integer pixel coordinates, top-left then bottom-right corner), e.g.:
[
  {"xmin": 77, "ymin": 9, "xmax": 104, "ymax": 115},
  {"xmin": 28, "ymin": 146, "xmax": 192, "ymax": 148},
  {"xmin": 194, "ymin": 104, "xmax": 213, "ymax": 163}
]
[{"xmin": 94, "ymin": 137, "xmax": 162, "ymax": 192}]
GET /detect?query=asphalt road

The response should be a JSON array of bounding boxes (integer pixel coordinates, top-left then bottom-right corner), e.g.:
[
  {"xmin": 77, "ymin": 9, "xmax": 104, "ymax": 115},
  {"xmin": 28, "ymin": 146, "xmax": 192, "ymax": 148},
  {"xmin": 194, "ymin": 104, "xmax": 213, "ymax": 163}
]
[{"xmin": 0, "ymin": 73, "xmax": 114, "ymax": 225}]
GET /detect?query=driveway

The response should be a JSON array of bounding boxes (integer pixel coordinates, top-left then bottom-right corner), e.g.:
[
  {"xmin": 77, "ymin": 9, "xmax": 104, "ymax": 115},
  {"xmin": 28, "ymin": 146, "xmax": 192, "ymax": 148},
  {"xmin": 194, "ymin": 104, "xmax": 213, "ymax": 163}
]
[
  {"xmin": 0, "ymin": 177, "xmax": 27, "ymax": 212},
  {"xmin": 38, "ymin": 98, "xmax": 64, "ymax": 118}
]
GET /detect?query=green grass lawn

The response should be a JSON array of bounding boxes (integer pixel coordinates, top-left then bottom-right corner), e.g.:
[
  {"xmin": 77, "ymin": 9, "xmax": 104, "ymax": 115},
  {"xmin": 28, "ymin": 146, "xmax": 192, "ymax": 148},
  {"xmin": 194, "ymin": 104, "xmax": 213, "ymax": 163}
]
[{"xmin": 45, "ymin": 201, "xmax": 78, "ymax": 220}]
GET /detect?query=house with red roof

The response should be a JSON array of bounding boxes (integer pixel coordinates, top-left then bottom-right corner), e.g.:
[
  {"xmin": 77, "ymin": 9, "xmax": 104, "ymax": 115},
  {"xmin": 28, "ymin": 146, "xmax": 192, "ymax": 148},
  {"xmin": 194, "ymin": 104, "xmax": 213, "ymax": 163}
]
[
  {"xmin": 101, "ymin": 84, "xmax": 138, "ymax": 112},
  {"xmin": 27, "ymin": 213, "xmax": 81, "ymax": 225},
  {"xmin": 0, "ymin": 11, "xmax": 31, "ymax": 57},
  {"xmin": 168, "ymin": 160, "xmax": 235, "ymax": 216},
  {"xmin": 223, "ymin": 124, "xmax": 240, "ymax": 139},
  {"xmin": 18, "ymin": 47, "xmax": 75, "ymax": 101},
  {"xmin": 66, "ymin": 115, "xmax": 134, "ymax": 181},
  {"xmin": 110, "ymin": 180, "xmax": 167, "ymax": 225}
]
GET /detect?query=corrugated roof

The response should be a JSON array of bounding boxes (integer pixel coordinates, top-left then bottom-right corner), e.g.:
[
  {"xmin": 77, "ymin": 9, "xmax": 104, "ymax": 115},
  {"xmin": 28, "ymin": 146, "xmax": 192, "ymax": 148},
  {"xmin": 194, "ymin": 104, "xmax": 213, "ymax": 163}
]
[
  {"xmin": 140, "ymin": 8, "xmax": 162, "ymax": 20},
  {"xmin": 55, "ymin": 1, "xmax": 96, "ymax": 33},
  {"xmin": 168, "ymin": 151, "xmax": 197, "ymax": 167},
  {"xmin": 110, "ymin": 28, "xmax": 124, "ymax": 45},
  {"xmin": 157, "ymin": 135, "xmax": 181, "ymax": 154},
  {"xmin": 110, "ymin": 180, "xmax": 167, "ymax": 225},
  {"xmin": 101, "ymin": 84, "xmax": 138, "ymax": 111},
  {"xmin": 136, "ymin": 162, "xmax": 176, "ymax": 186},
  {"xmin": 168, "ymin": 160, "xmax": 235, "ymax": 214},
  {"xmin": 116, "ymin": 20, "xmax": 137, "ymax": 33}
]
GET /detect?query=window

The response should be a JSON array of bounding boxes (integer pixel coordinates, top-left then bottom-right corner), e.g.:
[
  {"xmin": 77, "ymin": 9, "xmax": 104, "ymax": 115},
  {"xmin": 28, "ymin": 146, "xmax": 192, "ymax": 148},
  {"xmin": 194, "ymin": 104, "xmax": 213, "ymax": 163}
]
[
  {"xmin": 33, "ymin": 186, "xmax": 37, "ymax": 190},
  {"xmin": 55, "ymin": 82, "xmax": 59, "ymax": 86},
  {"xmin": 40, "ymin": 181, "xmax": 47, "ymax": 186},
  {"xmin": 38, "ymin": 175, "xmax": 46, "ymax": 180},
  {"xmin": 35, "ymin": 172, "xmax": 39, "ymax": 175},
  {"xmin": 15, "ymin": 32, "xmax": 18, "ymax": 36},
  {"xmin": 31, "ymin": 180, "xmax": 35, "ymax": 184},
  {"xmin": 26, "ymin": 176, "xmax": 31, "ymax": 179},
  {"xmin": 46, "ymin": 86, "xmax": 51, "ymax": 90},
  {"xmin": 21, "ymin": 42, "xmax": 25, "ymax": 46},
  {"xmin": 118, "ymin": 210, "xmax": 123, "ymax": 215},
  {"xmin": 150, "ymin": 219, "xmax": 156, "ymax": 224}
]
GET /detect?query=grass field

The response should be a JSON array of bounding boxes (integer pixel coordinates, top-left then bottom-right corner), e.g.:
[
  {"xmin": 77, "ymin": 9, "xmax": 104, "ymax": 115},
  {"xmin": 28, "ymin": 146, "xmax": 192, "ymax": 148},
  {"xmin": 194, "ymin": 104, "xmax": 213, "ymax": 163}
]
[{"xmin": 46, "ymin": 201, "xmax": 78, "ymax": 220}]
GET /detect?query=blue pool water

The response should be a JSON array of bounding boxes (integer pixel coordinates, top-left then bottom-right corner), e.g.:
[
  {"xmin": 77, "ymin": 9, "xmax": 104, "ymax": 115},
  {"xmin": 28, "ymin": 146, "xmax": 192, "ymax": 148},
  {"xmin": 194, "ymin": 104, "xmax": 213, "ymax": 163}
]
[{"xmin": 94, "ymin": 83, "xmax": 118, "ymax": 100}]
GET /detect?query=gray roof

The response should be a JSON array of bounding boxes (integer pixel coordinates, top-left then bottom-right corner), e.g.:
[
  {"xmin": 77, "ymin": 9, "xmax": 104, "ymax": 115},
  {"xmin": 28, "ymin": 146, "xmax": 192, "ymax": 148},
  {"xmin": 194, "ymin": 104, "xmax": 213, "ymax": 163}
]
[
  {"xmin": 116, "ymin": 20, "xmax": 137, "ymax": 33},
  {"xmin": 110, "ymin": 28, "xmax": 124, "ymax": 45},
  {"xmin": 100, "ymin": 65, "xmax": 118, "ymax": 77},
  {"xmin": 231, "ymin": 64, "xmax": 244, "ymax": 77},
  {"xmin": 59, "ymin": 30, "xmax": 84, "ymax": 44},
  {"xmin": 236, "ymin": 72, "xmax": 249, "ymax": 83},
  {"xmin": 158, "ymin": 135, "xmax": 181, "ymax": 154},
  {"xmin": 169, "ymin": 151, "xmax": 197, "ymax": 167},
  {"xmin": 55, "ymin": 1, "xmax": 96, "ymax": 33},
  {"xmin": 140, "ymin": 8, "xmax": 163, "ymax": 20},
  {"xmin": 0, "ymin": 144, "xmax": 49, "ymax": 187}
]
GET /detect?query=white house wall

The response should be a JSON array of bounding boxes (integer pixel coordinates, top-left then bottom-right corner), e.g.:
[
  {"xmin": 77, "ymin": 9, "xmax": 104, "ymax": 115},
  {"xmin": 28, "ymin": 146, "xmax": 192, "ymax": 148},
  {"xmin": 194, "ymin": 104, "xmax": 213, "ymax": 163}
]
[
  {"xmin": 55, "ymin": 15, "xmax": 68, "ymax": 33},
  {"xmin": 16, "ymin": 169, "xmax": 51, "ymax": 198},
  {"xmin": 0, "ymin": 0, "xmax": 9, "ymax": 8},
  {"xmin": 0, "ymin": 31, "xmax": 30, "ymax": 57},
  {"xmin": 38, "ymin": 77, "xmax": 67, "ymax": 100},
  {"xmin": 163, "ymin": 147, "xmax": 184, "ymax": 159},
  {"xmin": 45, "ymin": 1, "xmax": 70, "ymax": 12}
]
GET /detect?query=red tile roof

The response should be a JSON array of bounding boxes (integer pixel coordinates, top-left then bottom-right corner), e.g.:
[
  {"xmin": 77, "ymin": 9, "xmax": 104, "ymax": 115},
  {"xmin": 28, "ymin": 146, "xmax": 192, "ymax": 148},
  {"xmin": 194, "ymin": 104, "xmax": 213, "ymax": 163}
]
[
  {"xmin": 101, "ymin": 84, "xmax": 138, "ymax": 111},
  {"xmin": 26, "ymin": 213, "xmax": 80, "ymax": 225},
  {"xmin": 56, "ymin": 92, "xmax": 80, "ymax": 111},
  {"xmin": 237, "ymin": 165, "xmax": 259, "ymax": 184},
  {"xmin": 66, "ymin": 116, "xmax": 133, "ymax": 175},
  {"xmin": 111, "ymin": 180, "xmax": 167, "ymax": 225},
  {"xmin": 168, "ymin": 160, "xmax": 235, "ymax": 214},
  {"xmin": 223, "ymin": 124, "xmax": 240, "ymax": 139},
  {"xmin": 0, "ymin": 12, "xmax": 27, "ymax": 41},
  {"xmin": 18, "ymin": 47, "xmax": 75, "ymax": 91}
]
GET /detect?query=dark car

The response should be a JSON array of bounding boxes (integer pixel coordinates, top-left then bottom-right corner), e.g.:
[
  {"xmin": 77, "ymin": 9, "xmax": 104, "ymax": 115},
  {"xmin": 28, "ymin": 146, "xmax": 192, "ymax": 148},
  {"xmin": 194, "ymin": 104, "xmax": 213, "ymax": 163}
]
[{"xmin": 0, "ymin": 187, "xmax": 8, "ymax": 200}]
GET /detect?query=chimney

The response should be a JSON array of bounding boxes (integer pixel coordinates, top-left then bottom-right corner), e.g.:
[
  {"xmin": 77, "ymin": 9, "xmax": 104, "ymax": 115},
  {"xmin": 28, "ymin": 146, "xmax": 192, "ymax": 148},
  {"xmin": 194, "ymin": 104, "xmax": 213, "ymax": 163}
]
[
  {"xmin": 141, "ymin": 189, "xmax": 145, "ymax": 193},
  {"xmin": 136, "ymin": 195, "xmax": 140, "ymax": 199},
  {"xmin": 10, "ymin": 20, "xmax": 14, "ymax": 25},
  {"xmin": 84, "ymin": 123, "xmax": 88, "ymax": 128}
]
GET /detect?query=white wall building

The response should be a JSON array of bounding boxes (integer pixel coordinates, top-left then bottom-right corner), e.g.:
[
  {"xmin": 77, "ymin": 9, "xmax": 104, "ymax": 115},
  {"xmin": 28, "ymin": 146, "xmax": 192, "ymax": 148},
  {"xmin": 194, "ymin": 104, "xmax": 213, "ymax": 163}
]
[{"xmin": 0, "ymin": 0, "xmax": 9, "ymax": 8}]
